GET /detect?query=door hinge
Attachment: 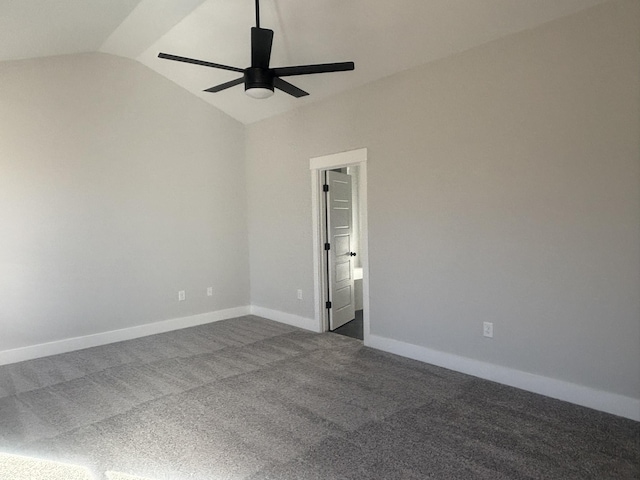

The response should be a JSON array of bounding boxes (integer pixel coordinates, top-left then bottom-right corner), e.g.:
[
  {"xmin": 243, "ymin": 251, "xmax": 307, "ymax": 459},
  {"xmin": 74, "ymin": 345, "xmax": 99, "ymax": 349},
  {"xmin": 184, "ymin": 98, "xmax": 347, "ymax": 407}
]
[
  {"xmin": 324, "ymin": 243, "xmax": 330, "ymax": 251},
  {"xmin": 323, "ymin": 184, "xmax": 329, "ymax": 192},
  {"xmin": 325, "ymin": 301, "xmax": 332, "ymax": 309}
]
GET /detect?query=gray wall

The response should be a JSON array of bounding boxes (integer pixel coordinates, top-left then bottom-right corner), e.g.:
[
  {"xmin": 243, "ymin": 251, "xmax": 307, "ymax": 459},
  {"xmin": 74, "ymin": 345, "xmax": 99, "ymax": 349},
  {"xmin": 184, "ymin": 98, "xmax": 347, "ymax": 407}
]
[
  {"xmin": 0, "ymin": 53, "xmax": 249, "ymax": 351},
  {"xmin": 245, "ymin": 0, "xmax": 640, "ymax": 399}
]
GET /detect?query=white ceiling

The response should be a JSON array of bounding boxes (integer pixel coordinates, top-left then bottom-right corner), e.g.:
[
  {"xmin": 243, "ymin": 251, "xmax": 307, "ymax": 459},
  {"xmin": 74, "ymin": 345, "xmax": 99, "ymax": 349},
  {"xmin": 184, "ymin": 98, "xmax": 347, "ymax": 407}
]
[{"xmin": 1, "ymin": 0, "xmax": 608, "ymax": 124}]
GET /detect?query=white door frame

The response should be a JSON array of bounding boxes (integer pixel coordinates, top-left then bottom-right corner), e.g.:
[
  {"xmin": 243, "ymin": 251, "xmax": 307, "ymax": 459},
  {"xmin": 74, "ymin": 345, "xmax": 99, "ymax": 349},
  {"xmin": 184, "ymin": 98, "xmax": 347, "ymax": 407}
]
[{"xmin": 310, "ymin": 148, "xmax": 369, "ymax": 339}]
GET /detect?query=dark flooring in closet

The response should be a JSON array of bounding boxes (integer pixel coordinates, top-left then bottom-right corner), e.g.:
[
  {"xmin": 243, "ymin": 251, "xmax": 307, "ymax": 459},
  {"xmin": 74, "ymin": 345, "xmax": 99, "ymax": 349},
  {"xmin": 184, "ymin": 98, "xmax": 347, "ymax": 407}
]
[{"xmin": 332, "ymin": 309, "xmax": 363, "ymax": 340}]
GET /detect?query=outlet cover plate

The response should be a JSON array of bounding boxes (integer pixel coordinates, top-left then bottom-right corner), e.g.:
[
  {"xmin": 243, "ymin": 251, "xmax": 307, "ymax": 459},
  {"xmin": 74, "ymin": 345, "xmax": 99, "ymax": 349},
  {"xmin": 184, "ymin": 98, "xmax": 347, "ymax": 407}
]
[{"xmin": 483, "ymin": 322, "xmax": 493, "ymax": 338}]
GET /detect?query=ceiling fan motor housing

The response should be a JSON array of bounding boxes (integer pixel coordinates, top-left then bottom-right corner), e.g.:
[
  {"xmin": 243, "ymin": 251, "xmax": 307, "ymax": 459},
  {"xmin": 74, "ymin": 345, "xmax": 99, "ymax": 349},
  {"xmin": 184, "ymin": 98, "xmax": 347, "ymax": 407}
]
[{"xmin": 245, "ymin": 67, "xmax": 274, "ymax": 93}]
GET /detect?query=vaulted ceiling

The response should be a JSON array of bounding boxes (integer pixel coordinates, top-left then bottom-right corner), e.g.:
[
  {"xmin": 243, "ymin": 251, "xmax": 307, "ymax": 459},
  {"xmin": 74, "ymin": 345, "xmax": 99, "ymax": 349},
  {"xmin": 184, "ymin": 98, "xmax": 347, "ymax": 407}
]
[{"xmin": 0, "ymin": 0, "xmax": 607, "ymax": 124}]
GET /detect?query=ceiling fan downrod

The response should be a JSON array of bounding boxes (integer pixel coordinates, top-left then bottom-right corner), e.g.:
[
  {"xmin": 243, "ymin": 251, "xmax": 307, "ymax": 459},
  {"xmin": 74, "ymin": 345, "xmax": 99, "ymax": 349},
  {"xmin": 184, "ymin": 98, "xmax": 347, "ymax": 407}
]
[{"xmin": 255, "ymin": 0, "xmax": 261, "ymax": 28}]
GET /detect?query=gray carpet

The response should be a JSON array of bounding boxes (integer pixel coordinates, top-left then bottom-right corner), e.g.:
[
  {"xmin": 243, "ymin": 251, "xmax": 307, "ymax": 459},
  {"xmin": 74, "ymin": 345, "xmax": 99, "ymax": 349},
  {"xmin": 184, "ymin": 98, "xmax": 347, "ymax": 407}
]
[{"xmin": 0, "ymin": 316, "xmax": 638, "ymax": 480}]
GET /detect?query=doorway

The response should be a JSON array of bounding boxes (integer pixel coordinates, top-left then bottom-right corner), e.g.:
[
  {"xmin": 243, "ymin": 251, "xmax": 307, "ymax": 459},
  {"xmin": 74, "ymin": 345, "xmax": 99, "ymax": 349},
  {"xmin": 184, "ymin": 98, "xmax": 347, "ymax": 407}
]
[
  {"xmin": 310, "ymin": 148, "xmax": 369, "ymax": 342},
  {"xmin": 324, "ymin": 168, "xmax": 361, "ymax": 339}
]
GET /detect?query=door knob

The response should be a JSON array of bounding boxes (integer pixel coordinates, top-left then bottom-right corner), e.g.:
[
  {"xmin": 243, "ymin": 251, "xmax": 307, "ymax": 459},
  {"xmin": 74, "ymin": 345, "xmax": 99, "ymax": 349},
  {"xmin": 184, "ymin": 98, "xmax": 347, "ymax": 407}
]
[{"xmin": 349, "ymin": 252, "xmax": 357, "ymax": 256}]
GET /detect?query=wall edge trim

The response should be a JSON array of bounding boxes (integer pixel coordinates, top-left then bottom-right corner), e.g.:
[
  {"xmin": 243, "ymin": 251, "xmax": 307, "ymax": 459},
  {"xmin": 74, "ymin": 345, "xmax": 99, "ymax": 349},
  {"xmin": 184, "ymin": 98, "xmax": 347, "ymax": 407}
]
[
  {"xmin": 0, "ymin": 306, "xmax": 251, "ymax": 366},
  {"xmin": 366, "ymin": 334, "xmax": 640, "ymax": 421},
  {"xmin": 249, "ymin": 306, "xmax": 319, "ymax": 332}
]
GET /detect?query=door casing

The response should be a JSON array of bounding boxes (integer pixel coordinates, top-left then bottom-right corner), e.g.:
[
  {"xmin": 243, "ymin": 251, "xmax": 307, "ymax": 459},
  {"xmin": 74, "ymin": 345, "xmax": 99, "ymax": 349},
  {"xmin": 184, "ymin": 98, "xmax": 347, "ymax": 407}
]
[{"xmin": 310, "ymin": 148, "xmax": 369, "ymax": 339}]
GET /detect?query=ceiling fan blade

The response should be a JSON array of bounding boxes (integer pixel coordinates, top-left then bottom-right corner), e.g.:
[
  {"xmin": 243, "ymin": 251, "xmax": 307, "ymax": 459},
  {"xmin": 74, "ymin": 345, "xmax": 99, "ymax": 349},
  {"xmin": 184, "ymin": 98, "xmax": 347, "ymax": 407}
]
[
  {"xmin": 204, "ymin": 77, "xmax": 245, "ymax": 93},
  {"xmin": 251, "ymin": 27, "xmax": 274, "ymax": 68},
  {"xmin": 272, "ymin": 62, "xmax": 354, "ymax": 77},
  {"xmin": 273, "ymin": 77, "xmax": 309, "ymax": 98},
  {"xmin": 158, "ymin": 53, "xmax": 243, "ymax": 73}
]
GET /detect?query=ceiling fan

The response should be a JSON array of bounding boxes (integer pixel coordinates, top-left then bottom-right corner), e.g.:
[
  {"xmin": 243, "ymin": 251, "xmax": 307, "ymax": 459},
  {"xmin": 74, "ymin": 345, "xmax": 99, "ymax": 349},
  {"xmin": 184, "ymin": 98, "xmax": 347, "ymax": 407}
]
[{"xmin": 158, "ymin": 0, "xmax": 355, "ymax": 100}]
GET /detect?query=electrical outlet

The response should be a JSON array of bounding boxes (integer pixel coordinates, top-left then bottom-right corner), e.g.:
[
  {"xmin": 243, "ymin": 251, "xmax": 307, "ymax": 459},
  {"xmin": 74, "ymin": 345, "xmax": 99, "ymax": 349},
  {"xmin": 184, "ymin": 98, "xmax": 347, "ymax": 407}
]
[
  {"xmin": 207, "ymin": 287, "xmax": 213, "ymax": 297},
  {"xmin": 178, "ymin": 290, "xmax": 186, "ymax": 302},
  {"xmin": 297, "ymin": 289, "xmax": 303, "ymax": 300},
  {"xmin": 483, "ymin": 322, "xmax": 493, "ymax": 338}
]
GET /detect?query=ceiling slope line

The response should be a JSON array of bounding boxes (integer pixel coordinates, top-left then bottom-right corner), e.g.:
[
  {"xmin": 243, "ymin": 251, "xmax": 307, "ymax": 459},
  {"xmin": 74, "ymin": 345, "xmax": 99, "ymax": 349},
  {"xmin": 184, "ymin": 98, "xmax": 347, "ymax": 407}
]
[{"xmin": 99, "ymin": 0, "xmax": 208, "ymax": 59}]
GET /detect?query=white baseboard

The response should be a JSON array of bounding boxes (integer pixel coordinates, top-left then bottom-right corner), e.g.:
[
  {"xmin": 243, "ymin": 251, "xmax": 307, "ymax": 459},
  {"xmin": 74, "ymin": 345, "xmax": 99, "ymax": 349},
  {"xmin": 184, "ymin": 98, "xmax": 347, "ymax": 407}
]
[
  {"xmin": 366, "ymin": 334, "xmax": 640, "ymax": 422},
  {"xmin": 0, "ymin": 306, "xmax": 251, "ymax": 367},
  {"xmin": 3, "ymin": 308, "xmax": 636, "ymax": 421},
  {"xmin": 250, "ymin": 306, "xmax": 320, "ymax": 332}
]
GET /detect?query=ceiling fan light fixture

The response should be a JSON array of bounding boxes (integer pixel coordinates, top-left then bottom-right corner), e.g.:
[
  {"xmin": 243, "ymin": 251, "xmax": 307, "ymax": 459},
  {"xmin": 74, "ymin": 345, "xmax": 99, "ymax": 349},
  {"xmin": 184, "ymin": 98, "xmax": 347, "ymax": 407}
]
[
  {"xmin": 244, "ymin": 66, "xmax": 274, "ymax": 99},
  {"xmin": 245, "ymin": 86, "xmax": 274, "ymax": 99}
]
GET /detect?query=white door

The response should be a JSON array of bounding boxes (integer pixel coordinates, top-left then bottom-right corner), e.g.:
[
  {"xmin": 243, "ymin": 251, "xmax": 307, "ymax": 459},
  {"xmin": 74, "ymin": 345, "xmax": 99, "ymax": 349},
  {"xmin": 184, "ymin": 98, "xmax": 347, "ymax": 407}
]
[{"xmin": 326, "ymin": 170, "xmax": 356, "ymax": 330}]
